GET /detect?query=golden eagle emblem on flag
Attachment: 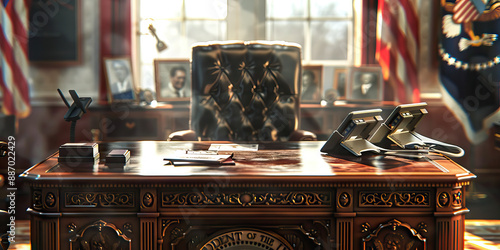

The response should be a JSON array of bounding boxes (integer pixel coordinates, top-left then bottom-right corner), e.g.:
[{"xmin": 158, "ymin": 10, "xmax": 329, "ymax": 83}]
[{"xmin": 443, "ymin": 0, "xmax": 500, "ymax": 51}]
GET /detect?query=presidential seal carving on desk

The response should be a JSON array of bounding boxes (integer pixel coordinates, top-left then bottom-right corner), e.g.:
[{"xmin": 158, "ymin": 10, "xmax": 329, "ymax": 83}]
[{"xmin": 199, "ymin": 229, "xmax": 293, "ymax": 250}]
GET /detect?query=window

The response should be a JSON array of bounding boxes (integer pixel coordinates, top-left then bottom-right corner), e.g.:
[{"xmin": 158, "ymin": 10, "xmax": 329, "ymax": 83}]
[
  {"xmin": 266, "ymin": 0, "xmax": 353, "ymax": 65},
  {"xmin": 138, "ymin": 0, "xmax": 227, "ymax": 91},
  {"xmin": 137, "ymin": 0, "xmax": 355, "ymax": 92}
]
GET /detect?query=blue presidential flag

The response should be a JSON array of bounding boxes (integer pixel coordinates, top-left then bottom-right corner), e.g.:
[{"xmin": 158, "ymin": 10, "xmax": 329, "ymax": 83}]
[{"xmin": 440, "ymin": 0, "xmax": 500, "ymax": 143}]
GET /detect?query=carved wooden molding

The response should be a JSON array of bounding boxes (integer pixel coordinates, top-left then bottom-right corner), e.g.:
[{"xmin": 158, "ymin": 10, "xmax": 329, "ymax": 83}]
[
  {"xmin": 65, "ymin": 192, "xmax": 134, "ymax": 208},
  {"xmin": 142, "ymin": 192, "xmax": 154, "ymax": 207},
  {"xmin": 45, "ymin": 192, "xmax": 56, "ymax": 208},
  {"xmin": 452, "ymin": 189, "xmax": 463, "ymax": 209},
  {"xmin": 337, "ymin": 192, "xmax": 351, "ymax": 208},
  {"xmin": 162, "ymin": 191, "xmax": 331, "ymax": 207},
  {"xmin": 33, "ymin": 190, "xmax": 42, "ymax": 210},
  {"xmin": 359, "ymin": 191, "xmax": 430, "ymax": 208},
  {"xmin": 437, "ymin": 191, "xmax": 451, "ymax": 208}
]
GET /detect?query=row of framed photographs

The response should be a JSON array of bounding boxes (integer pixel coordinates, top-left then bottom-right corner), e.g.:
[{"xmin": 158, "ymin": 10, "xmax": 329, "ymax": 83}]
[
  {"xmin": 104, "ymin": 58, "xmax": 191, "ymax": 103},
  {"xmin": 103, "ymin": 57, "xmax": 383, "ymax": 103},
  {"xmin": 302, "ymin": 65, "xmax": 383, "ymax": 103}
]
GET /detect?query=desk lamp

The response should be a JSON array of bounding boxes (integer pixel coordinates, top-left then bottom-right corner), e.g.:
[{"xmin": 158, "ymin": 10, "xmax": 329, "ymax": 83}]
[{"xmin": 57, "ymin": 89, "xmax": 92, "ymax": 142}]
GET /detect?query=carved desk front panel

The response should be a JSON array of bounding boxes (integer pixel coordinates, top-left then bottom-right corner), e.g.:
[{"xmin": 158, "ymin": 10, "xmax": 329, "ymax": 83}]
[{"xmin": 21, "ymin": 141, "xmax": 475, "ymax": 250}]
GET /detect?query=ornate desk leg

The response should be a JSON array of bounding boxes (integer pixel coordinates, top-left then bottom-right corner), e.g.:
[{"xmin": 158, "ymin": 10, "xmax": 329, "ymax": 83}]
[
  {"xmin": 140, "ymin": 188, "xmax": 158, "ymax": 250},
  {"xmin": 334, "ymin": 188, "xmax": 355, "ymax": 250},
  {"xmin": 31, "ymin": 216, "xmax": 60, "ymax": 250},
  {"xmin": 435, "ymin": 185, "xmax": 468, "ymax": 250},
  {"xmin": 30, "ymin": 188, "xmax": 60, "ymax": 250}
]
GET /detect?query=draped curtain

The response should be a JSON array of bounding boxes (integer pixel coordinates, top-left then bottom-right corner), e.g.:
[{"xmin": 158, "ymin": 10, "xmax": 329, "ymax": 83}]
[{"xmin": 99, "ymin": 0, "xmax": 132, "ymax": 104}]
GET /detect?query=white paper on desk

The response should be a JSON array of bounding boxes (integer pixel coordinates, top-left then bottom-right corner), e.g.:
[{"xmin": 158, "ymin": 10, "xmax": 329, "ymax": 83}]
[
  {"xmin": 164, "ymin": 154, "xmax": 233, "ymax": 163},
  {"xmin": 209, "ymin": 144, "xmax": 258, "ymax": 151}
]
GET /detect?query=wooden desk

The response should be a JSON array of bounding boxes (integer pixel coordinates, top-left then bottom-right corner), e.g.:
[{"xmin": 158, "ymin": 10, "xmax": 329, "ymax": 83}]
[{"xmin": 20, "ymin": 141, "xmax": 475, "ymax": 250}]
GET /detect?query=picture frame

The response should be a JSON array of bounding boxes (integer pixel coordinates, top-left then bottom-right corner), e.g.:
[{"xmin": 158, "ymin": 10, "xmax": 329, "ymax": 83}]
[
  {"xmin": 28, "ymin": 0, "xmax": 81, "ymax": 65},
  {"xmin": 332, "ymin": 67, "xmax": 348, "ymax": 100},
  {"xmin": 155, "ymin": 59, "xmax": 191, "ymax": 102},
  {"xmin": 104, "ymin": 57, "xmax": 138, "ymax": 103},
  {"xmin": 347, "ymin": 66, "xmax": 383, "ymax": 102},
  {"xmin": 301, "ymin": 65, "xmax": 323, "ymax": 103}
]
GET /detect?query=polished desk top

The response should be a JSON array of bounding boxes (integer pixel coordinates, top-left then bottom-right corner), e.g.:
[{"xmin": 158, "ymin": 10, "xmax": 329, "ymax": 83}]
[{"xmin": 20, "ymin": 141, "xmax": 475, "ymax": 184}]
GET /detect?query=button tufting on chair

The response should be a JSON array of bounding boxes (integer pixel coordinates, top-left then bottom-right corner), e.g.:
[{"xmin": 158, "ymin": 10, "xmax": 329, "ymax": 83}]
[{"xmin": 168, "ymin": 41, "xmax": 317, "ymax": 142}]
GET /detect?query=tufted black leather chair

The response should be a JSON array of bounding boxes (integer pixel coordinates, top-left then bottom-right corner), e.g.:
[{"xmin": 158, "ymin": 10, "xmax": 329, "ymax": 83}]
[{"xmin": 168, "ymin": 41, "xmax": 316, "ymax": 141}]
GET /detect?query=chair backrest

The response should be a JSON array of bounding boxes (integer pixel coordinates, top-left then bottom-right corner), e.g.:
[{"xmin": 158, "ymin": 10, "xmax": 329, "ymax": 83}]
[{"xmin": 190, "ymin": 41, "xmax": 303, "ymax": 141}]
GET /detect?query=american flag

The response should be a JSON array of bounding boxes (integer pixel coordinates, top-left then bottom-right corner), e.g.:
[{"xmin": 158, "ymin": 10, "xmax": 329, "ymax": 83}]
[
  {"xmin": 376, "ymin": 0, "xmax": 420, "ymax": 103},
  {"xmin": 0, "ymin": 0, "xmax": 30, "ymax": 118},
  {"xmin": 453, "ymin": 0, "xmax": 485, "ymax": 23}
]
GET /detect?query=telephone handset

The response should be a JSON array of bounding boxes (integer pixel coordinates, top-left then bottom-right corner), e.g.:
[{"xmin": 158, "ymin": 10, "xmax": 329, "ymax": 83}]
[
  {"xmin": 369, "ymin": 102, "xmax": 427, "ymax": 148},
  {"xmin": 321, "ymin": 109, "xmax": 383, "ymax": 156},
  {"xmin": 321, "ymin": 108, "xmax": 429, "ymax": 158},
  {"xmin": 369, "ymin": 102, "xmax": 464, "ymax": 157}
]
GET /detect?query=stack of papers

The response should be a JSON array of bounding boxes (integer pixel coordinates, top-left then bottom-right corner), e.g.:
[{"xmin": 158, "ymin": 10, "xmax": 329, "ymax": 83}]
[{"xmin": 164, "ymin": 151, "xmax": 234, "ymax": 165}]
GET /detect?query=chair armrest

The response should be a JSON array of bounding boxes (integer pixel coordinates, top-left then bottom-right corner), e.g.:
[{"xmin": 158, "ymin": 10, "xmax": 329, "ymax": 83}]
[
  {"xmin": 288, "ymin": 130, "xmax": 317, "ymax": 141},
  {"xmin": 168, "ymin": 130, "xmax": 197, "ymax": 141}
]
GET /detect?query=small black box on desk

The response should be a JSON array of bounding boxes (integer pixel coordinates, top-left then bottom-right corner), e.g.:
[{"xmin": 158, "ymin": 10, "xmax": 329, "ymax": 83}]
[
  {"xmin": 58, "ymin": 143, "xmax": 99, "ymax": 163},
  {"xmin": 106, "ymin": 149, "xmax": 130, "ymax": 164}
]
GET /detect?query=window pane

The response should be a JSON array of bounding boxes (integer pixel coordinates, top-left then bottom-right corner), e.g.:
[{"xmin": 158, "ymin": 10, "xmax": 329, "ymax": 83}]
[
  {"xmin": 266, "ymin": 21, "xmax": 305, "ymax": 48},
  {"xmin": 310, "ymin": 0, "xmax": 352, "ymax": 18},
  {"xmin": 186, "ymin": 20, "xmax": 227, "ymax": 43},
  {"xmin": 266, "ymin": 0, "xmax": 307, "ymax": 18},
  {"xmin": 141, "ymin": 64, "xmax": 155, "ymax": 93},
  {"xmin": 140, "ymin": 0, "xmax": 183, "ymax": 19},
  {"xmin": 185, "ymin": 0, "xmax": 227, "ymax": 19},
  {"xmin": 311, "ymin": 21, "xmax": 349, "ymax": 60}
]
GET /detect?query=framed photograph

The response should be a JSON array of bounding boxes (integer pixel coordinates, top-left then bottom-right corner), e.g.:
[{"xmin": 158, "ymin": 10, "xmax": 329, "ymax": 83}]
[
  {"xmin": 155, "ymin": 59, "xmax": 191, "ymax": 102},
  {"xmin": 332, "ymin": 67, "xmax": 348, "ymax": 100},
  {"xmin": 347, "ymin": 66, "xmax": 383, "ymax": 102},
  {"xmin": 104, "ymin": 57, "xmax": 137, "ymax": 102},
  {"xmin": 28, "ymin": 0, "xmax": 81, "ymax": 65},
  {"xmin": 301, "ymin": 65, "xmax": 323, "ymax": 103}
]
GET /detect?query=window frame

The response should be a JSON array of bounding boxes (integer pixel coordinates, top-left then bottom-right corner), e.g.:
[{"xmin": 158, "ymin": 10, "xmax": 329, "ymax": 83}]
[{"xmin": 265, "ymin": 0, "xmax": 355, "ymax": 66}]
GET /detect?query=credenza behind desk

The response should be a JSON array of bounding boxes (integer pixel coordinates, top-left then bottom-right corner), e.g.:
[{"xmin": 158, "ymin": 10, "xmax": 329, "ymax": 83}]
[{"xmin": 20, "ymin": 141, "xmax": 475, "ymax": 250}]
